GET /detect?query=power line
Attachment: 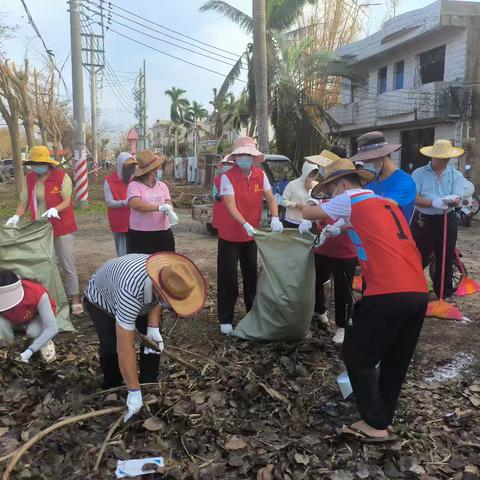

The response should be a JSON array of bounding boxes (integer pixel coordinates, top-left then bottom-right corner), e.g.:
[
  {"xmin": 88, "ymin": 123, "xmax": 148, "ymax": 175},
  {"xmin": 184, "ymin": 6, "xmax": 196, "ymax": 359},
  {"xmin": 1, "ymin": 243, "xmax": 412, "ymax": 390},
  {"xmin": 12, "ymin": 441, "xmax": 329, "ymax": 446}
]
[
  {"xmin": 91, "ymin": 0, "xmax": 243, "ymax": 58},
  {"xmin": 83, "ymin": 2, "xmax": 246, "ymax": 70},
  {"xmin": 85, "ymin": 0, "xmax": 241, "ymax": 63},
  {"xmin": 108, "ymin": 27, "xmax": 248, "ymax": 83}
]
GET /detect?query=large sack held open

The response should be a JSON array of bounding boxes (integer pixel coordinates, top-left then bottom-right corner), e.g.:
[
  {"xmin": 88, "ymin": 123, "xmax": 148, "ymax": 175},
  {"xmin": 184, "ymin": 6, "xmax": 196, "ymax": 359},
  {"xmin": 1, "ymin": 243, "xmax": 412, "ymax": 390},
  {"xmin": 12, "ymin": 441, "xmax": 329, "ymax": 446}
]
[
  {"xmin": 0, "ymin": 221, "xmax": 74, "ymax": 332},
  {"xmin": 233, "ymin": 229, "xmax": 315, "ymax": 342}
]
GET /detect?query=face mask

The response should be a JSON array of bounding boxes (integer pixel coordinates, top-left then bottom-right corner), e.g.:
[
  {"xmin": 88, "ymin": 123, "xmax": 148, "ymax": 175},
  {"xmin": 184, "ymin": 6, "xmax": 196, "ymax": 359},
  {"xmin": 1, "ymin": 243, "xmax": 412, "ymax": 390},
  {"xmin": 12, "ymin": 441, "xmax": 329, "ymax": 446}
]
[
  {"xmin": 236, "ymin": 156, "xmax": 253, "ymax": 171},
  {"xmin": 156, "ymin": 169, "xmax": 164, "ymax": 180},
  {"xmin": 364, "ymin": 159, "xmax": 383, "ymax": 178},
  {"xmin": 222, "ymin": 164, "xmax": 233, "ymax": 173},
  {"xmin": 32, "ymin": 165, "xmax": 49, "ymax": 175}
]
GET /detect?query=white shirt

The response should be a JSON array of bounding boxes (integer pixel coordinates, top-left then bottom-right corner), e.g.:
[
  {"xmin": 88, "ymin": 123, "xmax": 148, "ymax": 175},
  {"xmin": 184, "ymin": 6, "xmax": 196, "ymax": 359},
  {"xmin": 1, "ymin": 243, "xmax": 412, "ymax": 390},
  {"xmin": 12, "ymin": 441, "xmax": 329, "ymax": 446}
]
[
  {"xmin": 321, "ymin": 189, "xmax": 373, "ymax": 221},
  {"xmin": 220, "ymin": 171, "xmax": 271, "ymax": 196}
]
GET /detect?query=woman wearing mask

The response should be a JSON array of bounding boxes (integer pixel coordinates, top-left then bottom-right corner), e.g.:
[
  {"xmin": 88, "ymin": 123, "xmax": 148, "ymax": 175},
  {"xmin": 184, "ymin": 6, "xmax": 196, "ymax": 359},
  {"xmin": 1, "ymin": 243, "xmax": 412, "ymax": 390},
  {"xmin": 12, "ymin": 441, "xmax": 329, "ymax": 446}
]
[
  {"xmin": 217, "ymin": 137, "xmax": 283, "ymax": 335},
  {"xmin": 127, "ymin": 150, "xmax": 178, "ymax": 254},
  {"xmin": 104, "ymin": 152, "xmax": 137, "ymax": 256},
  {"xmin": 211, "ymin": 155, "xmax": 234, "ymax": 231},
  {"xmin": 281, "ymin": 161, "xmax": 319, "ymax": 228},
  {"xmin": 0, "ymin": 268, "xmax": 58, "ymax": 363},
  {"xmin": 5, "ymin": 146, "xmax": 82, "ymax": 316}
]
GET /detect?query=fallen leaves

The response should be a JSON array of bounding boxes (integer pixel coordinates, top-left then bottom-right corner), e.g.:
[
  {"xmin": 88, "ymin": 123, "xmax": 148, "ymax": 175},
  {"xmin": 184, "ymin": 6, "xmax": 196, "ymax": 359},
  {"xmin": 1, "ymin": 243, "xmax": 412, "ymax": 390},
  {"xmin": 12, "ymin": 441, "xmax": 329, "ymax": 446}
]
[{"xmin": 224, "ymin": 435, "xmax": 247, "ymax": 451}]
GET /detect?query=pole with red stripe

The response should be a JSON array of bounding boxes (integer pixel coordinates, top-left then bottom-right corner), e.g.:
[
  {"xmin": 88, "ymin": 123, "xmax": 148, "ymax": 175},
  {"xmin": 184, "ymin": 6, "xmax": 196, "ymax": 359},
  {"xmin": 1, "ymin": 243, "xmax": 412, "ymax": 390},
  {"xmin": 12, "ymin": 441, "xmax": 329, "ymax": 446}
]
[{"xmin": 74, "ymin": 148, "xmax": 89, "ymax": 204}]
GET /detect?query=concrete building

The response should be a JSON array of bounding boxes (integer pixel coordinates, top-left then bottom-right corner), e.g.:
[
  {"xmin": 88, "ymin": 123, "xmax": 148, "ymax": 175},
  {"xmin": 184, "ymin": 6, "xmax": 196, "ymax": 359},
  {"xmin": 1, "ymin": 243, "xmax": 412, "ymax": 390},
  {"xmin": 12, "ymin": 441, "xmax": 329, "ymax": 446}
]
[
  {"xmin": 150, "ymin": 119, "xmax": 171, "ymax": 154},
  {"xmin": 327, "ymin": 0, "xmax": 480, "ymax": 185}
]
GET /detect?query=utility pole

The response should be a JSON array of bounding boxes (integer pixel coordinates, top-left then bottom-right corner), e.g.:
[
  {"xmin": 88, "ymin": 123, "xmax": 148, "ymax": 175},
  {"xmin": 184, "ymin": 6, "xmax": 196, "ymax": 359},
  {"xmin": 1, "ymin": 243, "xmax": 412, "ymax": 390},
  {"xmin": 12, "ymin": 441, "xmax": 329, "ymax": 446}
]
[
  {"xmin": 252, "ymin": 0, "xmax": 269, "ymax": 153},
  {"xmin": 69, "ymin": 0, "xmax": 88, "ymax": 205},
  {"xmin": 137, "ymin": 60, "xmax": 147, "ymax": 150},
  {"xmin": 143, "ymin": 59, "xmax": 148, "ymax": 149},
  {"xmin": 90, "ymin": 36, "xmax": 98, "ymax": 166}
]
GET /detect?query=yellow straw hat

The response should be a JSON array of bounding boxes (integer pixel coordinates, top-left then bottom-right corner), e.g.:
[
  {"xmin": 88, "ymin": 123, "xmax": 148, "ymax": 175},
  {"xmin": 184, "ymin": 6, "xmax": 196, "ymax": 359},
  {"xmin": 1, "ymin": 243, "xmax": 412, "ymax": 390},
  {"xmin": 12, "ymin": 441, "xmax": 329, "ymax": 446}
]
[
  {"xmin": 305, "ymin": 150, "xmax": 342, "ymax": 167},
  {"xmin": 133, "ymin": 150, "xmax": 165, "ymax": 178},
  {"xmin": 146, "ymin": 253, "xmax": 207, "ymax": 317},
  {"xmin": 25, "ymin": 146, "xmax": 59, "ymax": 166},
  {"xmin": 420, "ymin": 139, "xmax": 464, "ymax": 159}
]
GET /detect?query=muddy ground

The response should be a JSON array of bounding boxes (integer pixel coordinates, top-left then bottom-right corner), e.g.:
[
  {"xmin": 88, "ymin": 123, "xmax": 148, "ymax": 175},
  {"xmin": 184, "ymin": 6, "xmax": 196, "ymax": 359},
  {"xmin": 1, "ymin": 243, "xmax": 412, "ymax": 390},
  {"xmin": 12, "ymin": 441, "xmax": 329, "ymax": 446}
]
[{"xmin": 0, "ymin": 179, "xmax": 479, "ymax": 479}]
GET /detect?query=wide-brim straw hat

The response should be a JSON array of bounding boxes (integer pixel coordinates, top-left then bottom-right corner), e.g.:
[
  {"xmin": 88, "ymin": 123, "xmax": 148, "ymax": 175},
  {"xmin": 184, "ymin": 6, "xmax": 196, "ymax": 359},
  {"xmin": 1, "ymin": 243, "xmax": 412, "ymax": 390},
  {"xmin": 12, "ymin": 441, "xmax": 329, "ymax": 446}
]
[
  {"xmin": 230, "ymin": 136, "xmax": 264, "ymax": 162},
  {"xmin": 305, "ymin": 149, "xmax": 342, "ymax": 167},
  {"xmin": 351, "ymin": 131, "xmax": 401, "ymax": 162},
  {"xmin": 0, "ymin": 279, "xmax": 24, "ymax": 312},
  {"xmin": 311, "ymin": 158, "xmax": 375, "ymax": 198},
  {"xmin": 24, "ymin": 146, "xmax": 59, "ymax": 166},
  {"xmin": 420, "ymin": 139, "xmax": 464, "ymax": 159},
  {"xmin": 146, "ymin": 252, "xmax": 207, "ymax": 317},
  {"xmin": 133, "ymin": 150, "xmax": 165, "ymax": 178}
]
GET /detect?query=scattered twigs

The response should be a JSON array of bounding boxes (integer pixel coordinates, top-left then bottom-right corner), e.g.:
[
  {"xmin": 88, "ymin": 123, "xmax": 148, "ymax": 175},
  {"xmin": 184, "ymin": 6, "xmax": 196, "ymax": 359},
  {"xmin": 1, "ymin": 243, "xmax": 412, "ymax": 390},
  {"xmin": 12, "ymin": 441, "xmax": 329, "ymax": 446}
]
[
  {"xmin": 1, "ymin": 406, "xmax": 123, "ymax": 480},
  {"xmin": 93, "ymin": 413, "xmax": 124, "ymax": 472}
]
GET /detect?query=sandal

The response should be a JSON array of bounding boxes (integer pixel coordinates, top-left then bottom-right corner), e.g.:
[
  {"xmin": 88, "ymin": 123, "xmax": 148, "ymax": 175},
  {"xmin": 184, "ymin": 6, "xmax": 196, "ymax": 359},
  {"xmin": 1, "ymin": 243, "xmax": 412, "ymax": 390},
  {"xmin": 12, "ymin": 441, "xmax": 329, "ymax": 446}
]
[
  {"xmin": 72, "ymin": 303, "xmax": 84, "ymax": 316},
  {"xmin": 340, "ymin": 426, "xmax": 397, "ymax": 444}
]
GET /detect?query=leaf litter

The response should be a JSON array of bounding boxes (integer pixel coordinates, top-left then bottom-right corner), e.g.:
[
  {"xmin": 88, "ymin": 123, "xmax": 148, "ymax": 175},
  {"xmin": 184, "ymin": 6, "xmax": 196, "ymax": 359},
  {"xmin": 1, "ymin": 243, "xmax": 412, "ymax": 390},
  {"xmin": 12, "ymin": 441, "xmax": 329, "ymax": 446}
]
[{"xmin": 0, "ymin": 310, "xmax": 479, "ymax": 479}]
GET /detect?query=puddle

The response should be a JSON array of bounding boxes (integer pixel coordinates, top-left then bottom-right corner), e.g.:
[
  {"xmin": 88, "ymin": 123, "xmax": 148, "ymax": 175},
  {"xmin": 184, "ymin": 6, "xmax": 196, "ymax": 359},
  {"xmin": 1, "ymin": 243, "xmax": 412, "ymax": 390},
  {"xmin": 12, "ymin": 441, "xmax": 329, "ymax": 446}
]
[{"xmin": 426, "ymin": 352, "xmax": 474, "ymax": 383}]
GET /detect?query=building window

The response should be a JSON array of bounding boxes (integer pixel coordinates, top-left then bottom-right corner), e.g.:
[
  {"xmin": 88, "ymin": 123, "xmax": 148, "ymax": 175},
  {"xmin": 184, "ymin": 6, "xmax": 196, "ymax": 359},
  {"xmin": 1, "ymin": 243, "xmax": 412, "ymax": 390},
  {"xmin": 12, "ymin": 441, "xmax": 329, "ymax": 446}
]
[
  {"xmin": 377, "ymin": 66, "xmax": 387, "ymax": 94},
  {"xmin": 419, "ymin": 45, "xmax": 445, "ymax": 84},
  {"xmin": 394, "ymin": 61, "xmax": 404, "ymax": 90}
]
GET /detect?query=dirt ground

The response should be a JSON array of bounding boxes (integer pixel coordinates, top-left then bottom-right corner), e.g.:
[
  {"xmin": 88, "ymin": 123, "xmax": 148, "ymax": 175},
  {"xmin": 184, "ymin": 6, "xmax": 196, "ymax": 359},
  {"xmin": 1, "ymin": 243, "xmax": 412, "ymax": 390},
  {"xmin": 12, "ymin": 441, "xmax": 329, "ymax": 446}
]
[{"xmin": 0, "ymin": 180, "xmax": 479, "ymax": 479}]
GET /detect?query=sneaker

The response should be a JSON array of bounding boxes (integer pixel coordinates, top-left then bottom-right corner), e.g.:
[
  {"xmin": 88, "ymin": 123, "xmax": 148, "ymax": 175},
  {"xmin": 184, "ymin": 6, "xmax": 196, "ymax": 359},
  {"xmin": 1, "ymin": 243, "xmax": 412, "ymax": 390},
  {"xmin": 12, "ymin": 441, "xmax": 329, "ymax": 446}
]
[
  {"xmin": 220, "ymin": 324, "xmax": 233, "ymax": 335},
  {"xmin": 332, "ymin": 328, "xmax": 345, "ymax": 345},
  {"xmin": 40, "ymin": 340, "xmax": 56, "ymax": 363}
]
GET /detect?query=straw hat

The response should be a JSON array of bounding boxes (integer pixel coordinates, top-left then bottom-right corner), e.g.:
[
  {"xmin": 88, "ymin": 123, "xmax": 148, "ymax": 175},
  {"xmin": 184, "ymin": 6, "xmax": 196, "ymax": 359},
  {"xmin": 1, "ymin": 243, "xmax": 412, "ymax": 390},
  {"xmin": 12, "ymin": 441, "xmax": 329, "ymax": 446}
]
[
  {"xmin": 351, "ymin": 131, "xmax": 401, "ymax": 162},
  {"xmin": 133, "ymin": 150, "xmax": 165, "ymax": 178},
  {"xmin": 24, "ymin": 146, "xmax": 59, "ymax": 166},
  {"xmin": 305, "ymin": 149, "xmax": 342, "ymax": 167},
  {"xmin": 311, "ymin": 158, "xmax": 375, "ymax": 198},
  {"xmin": 146, "ymin": 252, "xmax": 207, "ymax": 317},
  {"xmin": 0, "ymin": 279, "xmax": 24, "ymax": 312},
  {"xmin": 230, "ymin": 137, "xmax": 264, "ymax": 162},
  {"xmin": 420, "ymin": 139, "xmax": 464, "ymax": 159}
]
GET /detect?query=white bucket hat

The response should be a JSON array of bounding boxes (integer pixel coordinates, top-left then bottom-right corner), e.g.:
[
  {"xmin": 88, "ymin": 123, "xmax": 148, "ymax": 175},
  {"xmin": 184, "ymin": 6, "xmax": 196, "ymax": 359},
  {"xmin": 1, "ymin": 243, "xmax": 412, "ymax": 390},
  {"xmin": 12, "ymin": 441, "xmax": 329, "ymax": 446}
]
[{"xmin": 0, "ymin": 279, "xmax": 24, "ymax": 312}]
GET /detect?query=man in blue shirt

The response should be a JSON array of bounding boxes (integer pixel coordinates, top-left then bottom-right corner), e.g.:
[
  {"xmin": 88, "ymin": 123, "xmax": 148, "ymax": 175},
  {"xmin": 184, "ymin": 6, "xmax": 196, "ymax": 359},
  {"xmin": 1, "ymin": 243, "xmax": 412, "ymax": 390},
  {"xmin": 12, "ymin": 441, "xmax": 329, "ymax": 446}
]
[
  {"xmin": 411, "ymin": 139, "xmax": 465, "ymax": 299},
  {"xmin": 351, "ymin": 131, "xmax": 416, "ymax": 222}
]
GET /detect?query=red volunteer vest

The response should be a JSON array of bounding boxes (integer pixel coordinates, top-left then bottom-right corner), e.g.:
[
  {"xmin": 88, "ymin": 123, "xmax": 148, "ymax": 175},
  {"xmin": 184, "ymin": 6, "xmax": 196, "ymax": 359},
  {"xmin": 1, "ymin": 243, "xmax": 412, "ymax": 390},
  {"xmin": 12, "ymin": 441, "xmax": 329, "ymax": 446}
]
[
  {"xmin": 26, "ymin": 168, "xmax": 77, "ymax": 238},
  {"xmin": 105, "ymin": 172, "xmax": 130, "ymax": 233},
  {"xmin": 218, "ymin": 166, "xmax": 264, "ymax": 243},
  {"xmin": 2, "ymin": 280, "xmax": 56, "ymax": 326},
  {"xmin": 347, "ymin": 192, "xmax": 427, "ymax": 296},
  {"xmin": 211, "ymin": 174, "xmax": 228, "ymax": 229}
]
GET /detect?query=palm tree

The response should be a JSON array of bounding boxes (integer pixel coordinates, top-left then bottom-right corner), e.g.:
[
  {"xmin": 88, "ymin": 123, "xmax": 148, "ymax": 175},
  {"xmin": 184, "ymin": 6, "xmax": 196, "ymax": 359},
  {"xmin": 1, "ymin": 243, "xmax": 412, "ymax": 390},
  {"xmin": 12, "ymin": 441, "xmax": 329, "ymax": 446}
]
[
  {"xmin": 200, "ymin": 0, "xmax": 315, "ymax": 133},
  {"xmin": 165, "ymin": 87, "xmax": 190, "ymax": 155},
  {"xmin": 184, "ymin": 101, "xmax": 209, "ymax": 155},
  {"xmin": 271, "ymin": 35, "xmax": 360, "ymax": 166}
]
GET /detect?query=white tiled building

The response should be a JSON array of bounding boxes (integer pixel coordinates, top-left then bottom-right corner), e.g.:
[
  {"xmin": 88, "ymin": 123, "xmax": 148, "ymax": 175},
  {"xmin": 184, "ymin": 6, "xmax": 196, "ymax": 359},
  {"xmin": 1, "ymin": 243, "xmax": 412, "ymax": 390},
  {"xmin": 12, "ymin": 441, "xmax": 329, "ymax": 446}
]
[{"xmin": 327, "ymin": 0, "xmax": 480, "ymax": 184}]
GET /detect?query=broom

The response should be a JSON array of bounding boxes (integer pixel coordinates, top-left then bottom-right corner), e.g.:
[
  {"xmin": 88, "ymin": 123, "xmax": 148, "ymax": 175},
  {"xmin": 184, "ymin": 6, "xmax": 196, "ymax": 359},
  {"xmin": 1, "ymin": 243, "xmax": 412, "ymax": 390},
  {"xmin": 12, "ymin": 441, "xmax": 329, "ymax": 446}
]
[
  {"xmin": 426, "ymin": 211, "xmax": 463, "ymax": 321},
  {"xmin": 454, "ymin": 256, "xmax": 480, "ymax": 297}
]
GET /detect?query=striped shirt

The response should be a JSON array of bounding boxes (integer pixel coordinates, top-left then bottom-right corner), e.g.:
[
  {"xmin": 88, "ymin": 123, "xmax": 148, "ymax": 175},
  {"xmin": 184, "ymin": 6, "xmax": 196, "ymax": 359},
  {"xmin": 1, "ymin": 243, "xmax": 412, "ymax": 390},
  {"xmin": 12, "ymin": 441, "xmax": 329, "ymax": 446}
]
[{"xmin": 84, "ymin": 254, "xmax": 156, "ymax": 330}]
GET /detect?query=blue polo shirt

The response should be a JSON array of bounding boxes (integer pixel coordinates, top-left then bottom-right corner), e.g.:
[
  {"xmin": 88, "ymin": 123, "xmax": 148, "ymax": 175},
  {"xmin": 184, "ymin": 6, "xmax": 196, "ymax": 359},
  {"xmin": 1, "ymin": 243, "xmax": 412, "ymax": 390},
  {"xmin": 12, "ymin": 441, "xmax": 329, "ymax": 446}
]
[
  {"xmin": 412, "ymin": 162, "xmax": 465, "ymax": 215},
  {"xmin": 367, "ymin": 169, "xmax": 416, "ymax": 222}
]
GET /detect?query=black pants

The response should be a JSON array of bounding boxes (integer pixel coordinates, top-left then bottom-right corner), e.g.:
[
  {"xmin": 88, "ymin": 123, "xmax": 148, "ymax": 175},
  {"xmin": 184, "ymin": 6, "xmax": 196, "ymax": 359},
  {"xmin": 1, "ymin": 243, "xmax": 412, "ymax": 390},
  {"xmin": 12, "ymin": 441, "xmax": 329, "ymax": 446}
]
[
  {"xmin": 411, "ymin": 211, "xmax": 457, "ymax": 298},
  {"xmin": 342, "ymin": 292, "xmax": 428, "ymax": 430},
  {"xmin": 282, "ymin": 220, "xmax": 299, "ymax": 229},
  {"xmin": 315, "ymin": 254, "xmax": 357, "ymax": 328},
  {"xmin": 84, "ymin": 299, "xmax": 160, "ymax": 389},
  {"xmin": 127, "ymin": 228, "xmax": 175, "ymax": 255},
  {"xmin": 217, "ymin": 238, "xmax": 257, "ymax": 325}
]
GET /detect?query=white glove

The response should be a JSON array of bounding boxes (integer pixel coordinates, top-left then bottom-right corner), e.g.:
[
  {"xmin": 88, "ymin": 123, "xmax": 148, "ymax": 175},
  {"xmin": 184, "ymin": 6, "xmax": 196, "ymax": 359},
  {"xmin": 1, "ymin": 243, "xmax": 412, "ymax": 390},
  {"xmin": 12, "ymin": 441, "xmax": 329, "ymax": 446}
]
[
  {"xmin": 298, "ymin": 219, "xmax": 312, "ymax": 234},
  {"xmin": 124, "ymin": 389, "xmax": 143, "ymax": 422},
  {"xmin": 442, "ymin": 194, "xmax": 461, "ymax": 205},
  {"xmin": 19, "ymin": 348, "xmax": 34, "ymax": 363},
  {"xmin": 41, "ymin": 208, "xmax": 60, "ymax": 219},
  {"xmin": 166, "ymin": 209, "xmax": 178, "ymax": 226},
  {"xmin": 323, "ymin": 224, "xmax": 342, "ymax": 239},
  {"xmin": 432, "ymin": 198, "xmax": 449, "ymax": 210},
  {"xmin": 143, "ymin": 326, "xmax": 164, "ymax": 355},
  {"xmin": 5, "ymin": 215, "xmax": 20, "ymax": 227},
  {"xmin": 158, "ymin": 203, "xmax": 172, "ymax": 213},
  {"xmin": 243, "ymin": 222, "xmax": 256, "ymax": 237},
  {"xmin": 270, "ymin": 216, "xmax": 284, "ymax": 233}
]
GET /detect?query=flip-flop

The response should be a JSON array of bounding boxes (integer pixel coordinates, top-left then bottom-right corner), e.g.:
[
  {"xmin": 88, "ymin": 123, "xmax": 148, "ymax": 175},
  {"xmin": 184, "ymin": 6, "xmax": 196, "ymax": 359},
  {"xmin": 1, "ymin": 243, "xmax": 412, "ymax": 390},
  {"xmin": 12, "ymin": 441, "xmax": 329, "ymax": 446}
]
[
  {"xmin": 72, "ymin": 303, "xmax": 84, "ymax": 316},
  {"xmin": 340, "ymin": 426, "xmax": 397, "ymax": 444}
]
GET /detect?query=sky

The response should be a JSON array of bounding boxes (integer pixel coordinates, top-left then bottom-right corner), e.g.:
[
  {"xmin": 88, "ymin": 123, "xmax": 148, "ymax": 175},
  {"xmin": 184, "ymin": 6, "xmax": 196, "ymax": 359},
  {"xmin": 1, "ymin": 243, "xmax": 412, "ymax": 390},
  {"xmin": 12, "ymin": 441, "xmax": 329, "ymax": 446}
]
[{"xmin": 0, "ymin": 0, "xmax": 471, "ymax": 146}]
